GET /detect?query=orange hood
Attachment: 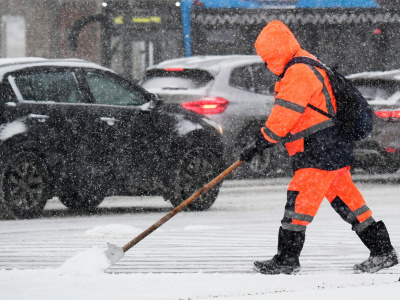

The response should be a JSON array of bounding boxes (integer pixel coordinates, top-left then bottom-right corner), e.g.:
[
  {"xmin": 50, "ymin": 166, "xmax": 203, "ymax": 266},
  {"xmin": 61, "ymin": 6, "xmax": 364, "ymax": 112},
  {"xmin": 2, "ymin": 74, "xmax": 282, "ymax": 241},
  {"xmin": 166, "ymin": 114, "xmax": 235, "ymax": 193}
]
[{"xmin": 254, "ymin": 21, "xmax": 301, "ymax": 76}]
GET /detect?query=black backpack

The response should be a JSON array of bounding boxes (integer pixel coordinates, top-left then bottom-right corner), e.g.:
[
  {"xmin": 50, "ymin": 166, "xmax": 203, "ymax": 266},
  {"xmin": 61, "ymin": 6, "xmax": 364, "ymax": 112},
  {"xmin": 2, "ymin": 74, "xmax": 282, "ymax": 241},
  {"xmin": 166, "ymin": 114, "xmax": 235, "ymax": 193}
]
[{"xmin": 281, "ymin": 57, "xmax": 373, "ymax": 141}]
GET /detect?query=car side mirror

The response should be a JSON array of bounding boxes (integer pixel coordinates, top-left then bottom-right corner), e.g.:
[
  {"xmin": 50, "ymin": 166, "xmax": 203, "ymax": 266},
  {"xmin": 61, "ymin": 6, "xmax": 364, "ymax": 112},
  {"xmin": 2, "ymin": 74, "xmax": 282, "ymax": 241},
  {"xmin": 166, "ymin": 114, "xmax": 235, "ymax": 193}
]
[{"xmin": 149, "ymin": 93, "xmax": 163, "ymax": 109}]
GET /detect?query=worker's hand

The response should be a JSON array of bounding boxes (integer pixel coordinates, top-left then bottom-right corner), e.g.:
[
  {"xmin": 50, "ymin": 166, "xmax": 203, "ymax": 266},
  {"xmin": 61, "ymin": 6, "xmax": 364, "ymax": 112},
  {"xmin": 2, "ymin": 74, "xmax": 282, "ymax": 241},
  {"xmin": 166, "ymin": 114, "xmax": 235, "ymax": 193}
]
[
  {"xmin": 240, "ymin": 145, "xmax": 261, "ymax": 162},
  {"xmin": 240, "ymin": 130, "xmax": 275, "ymax": 162}
]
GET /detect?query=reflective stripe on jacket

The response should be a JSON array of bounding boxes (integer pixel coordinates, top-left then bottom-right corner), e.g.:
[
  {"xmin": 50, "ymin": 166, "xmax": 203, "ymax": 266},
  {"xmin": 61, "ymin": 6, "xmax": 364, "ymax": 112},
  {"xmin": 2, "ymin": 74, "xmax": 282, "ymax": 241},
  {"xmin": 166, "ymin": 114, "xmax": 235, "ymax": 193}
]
[{"xmin": 265, "ymin": 56, "xmax": 337, "ymax": 156}]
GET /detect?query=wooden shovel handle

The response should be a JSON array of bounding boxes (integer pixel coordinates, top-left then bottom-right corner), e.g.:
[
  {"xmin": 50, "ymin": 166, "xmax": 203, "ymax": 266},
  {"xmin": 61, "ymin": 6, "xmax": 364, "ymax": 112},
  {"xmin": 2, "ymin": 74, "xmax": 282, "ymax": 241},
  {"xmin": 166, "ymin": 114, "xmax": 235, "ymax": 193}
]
[{"xmin": 122, "ymin": 160, "xmax": 244, "ymax": 253}]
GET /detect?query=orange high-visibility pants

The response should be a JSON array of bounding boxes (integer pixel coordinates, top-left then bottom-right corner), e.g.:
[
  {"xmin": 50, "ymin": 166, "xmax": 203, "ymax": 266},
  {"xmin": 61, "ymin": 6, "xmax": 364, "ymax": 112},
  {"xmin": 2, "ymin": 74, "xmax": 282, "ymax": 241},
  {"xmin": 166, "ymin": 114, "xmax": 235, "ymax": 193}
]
[{"xmin": 281, "ymin": 166, "xmax": 374, "ymax": 233}]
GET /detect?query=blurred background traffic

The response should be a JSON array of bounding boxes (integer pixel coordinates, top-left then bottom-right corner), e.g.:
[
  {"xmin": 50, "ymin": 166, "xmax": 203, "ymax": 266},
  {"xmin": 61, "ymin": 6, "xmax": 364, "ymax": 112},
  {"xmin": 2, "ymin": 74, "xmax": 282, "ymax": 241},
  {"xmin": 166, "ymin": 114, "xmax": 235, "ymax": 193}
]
[{"xmin": 1, "ymin": 0, "xmax": 400, "ymax": 177}]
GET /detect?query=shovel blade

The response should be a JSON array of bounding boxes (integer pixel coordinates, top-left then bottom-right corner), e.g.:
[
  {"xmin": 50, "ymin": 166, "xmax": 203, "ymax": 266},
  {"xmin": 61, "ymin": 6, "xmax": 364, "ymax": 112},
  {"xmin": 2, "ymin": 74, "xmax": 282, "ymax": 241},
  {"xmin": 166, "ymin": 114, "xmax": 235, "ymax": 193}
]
[{"xmin": 105, "ymin": 242, "xmax": 124, "ymax": 266}]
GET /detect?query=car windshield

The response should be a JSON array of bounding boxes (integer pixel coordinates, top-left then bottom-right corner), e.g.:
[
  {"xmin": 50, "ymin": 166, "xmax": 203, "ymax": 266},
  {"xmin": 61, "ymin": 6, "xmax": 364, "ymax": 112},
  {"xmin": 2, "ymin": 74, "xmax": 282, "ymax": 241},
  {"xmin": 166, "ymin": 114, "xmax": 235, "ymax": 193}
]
[
  {"xmin": 140, "ymin": 69, "xmax": 214, "ymax": 91},
  {"xmin": 352, "ymin": 79, "xmax": 400, "ymax": 105}
]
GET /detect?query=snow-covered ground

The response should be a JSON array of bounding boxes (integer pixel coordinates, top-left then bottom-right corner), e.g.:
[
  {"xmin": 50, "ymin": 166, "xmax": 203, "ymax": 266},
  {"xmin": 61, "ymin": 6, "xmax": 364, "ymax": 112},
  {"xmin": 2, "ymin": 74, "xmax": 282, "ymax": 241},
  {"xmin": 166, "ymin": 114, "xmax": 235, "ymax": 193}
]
[{"xmin": 0, "ymin": 176, "xmax": 399, "ymax": 299}]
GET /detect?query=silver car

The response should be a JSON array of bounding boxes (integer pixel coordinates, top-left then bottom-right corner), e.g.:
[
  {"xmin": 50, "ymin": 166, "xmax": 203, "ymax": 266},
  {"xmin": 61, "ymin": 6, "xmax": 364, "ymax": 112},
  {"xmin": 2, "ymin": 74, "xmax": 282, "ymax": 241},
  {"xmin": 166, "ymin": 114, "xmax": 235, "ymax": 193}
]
[
  {"xmin": 140, "ymin": 55, "xmax": 291, "ymax": 178},
  {"xmin": 347, "ymin": 70, "xmax": 400, "ymax": 173}
]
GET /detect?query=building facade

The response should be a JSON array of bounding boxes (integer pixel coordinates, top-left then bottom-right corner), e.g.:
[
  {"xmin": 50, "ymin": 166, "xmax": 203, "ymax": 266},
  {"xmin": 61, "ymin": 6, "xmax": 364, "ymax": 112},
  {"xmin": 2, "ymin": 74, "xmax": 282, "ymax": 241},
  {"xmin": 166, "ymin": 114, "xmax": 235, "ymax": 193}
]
[
  {"xmin": 1, "ymin": 0, "xmax": 400, "ymax": 78},
  {"xmin": 0, "ymin": 0, "xmax": 101, "ymax": 63}
]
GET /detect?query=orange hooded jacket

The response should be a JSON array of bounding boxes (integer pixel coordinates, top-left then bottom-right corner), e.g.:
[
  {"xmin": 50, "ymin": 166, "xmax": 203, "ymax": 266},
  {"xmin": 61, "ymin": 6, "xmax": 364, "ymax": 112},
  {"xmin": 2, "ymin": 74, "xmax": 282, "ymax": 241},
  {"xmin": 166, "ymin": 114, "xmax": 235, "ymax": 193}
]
[{"xmin": 255, "ymin": 21, "xmax": 337, "ymax": 156}]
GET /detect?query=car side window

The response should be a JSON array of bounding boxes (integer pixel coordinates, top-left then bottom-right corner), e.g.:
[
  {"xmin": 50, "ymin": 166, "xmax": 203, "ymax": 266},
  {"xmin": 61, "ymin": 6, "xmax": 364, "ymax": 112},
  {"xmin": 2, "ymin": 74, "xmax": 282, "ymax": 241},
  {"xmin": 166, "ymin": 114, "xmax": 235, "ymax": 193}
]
[
  {"xmin": 229, "ymin": 66, "xmax": 254, "ymax": 92},
  {"xmin": 86, "ymin": 72, "xmax": 147, "ymax": 106},
  {"xmin": 251, "ymin": 63, "xmax": 276, "ymax": 95},
  {"xmin": 13, "ymin": 71, "xmax": 83, "ymax": 103}
]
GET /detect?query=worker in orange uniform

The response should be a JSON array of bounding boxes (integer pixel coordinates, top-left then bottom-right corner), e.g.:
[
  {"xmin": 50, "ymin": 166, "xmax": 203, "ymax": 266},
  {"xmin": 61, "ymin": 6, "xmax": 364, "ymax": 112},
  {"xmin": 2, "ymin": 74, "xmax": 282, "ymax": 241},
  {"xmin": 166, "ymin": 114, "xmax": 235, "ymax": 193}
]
[{"xmin": 240, "ymin": 20, "xmax": 398, "ymax": 275}]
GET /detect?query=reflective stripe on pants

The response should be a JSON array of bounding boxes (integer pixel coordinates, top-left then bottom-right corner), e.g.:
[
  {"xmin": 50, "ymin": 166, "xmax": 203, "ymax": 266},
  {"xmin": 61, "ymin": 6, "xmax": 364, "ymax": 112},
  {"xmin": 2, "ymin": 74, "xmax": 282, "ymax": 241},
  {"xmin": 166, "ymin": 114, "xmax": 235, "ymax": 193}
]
[{"xmin": 281, "ymin": 166, "xmax": 374, "ymax": 232}]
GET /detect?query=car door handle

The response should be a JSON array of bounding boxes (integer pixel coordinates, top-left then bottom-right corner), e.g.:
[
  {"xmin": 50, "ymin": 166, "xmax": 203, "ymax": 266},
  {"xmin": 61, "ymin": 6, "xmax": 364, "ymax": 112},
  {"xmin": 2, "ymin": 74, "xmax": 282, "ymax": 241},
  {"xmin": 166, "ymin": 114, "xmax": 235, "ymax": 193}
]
[
  {"xmin": 28, "ymin": 114, "xmax": 49, "ymax": 122},
  {"xmin": 100, "ymin": 117, "xmax": 119, "ymax": 126}
]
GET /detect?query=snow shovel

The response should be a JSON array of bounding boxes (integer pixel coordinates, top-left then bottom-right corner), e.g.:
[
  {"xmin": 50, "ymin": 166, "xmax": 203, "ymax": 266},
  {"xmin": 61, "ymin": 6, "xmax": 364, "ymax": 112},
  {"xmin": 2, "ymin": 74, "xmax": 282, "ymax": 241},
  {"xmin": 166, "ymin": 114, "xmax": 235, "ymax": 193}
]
[{"xmin": 105, "ymin": 159, "xmax": 244, "ymax": 267}]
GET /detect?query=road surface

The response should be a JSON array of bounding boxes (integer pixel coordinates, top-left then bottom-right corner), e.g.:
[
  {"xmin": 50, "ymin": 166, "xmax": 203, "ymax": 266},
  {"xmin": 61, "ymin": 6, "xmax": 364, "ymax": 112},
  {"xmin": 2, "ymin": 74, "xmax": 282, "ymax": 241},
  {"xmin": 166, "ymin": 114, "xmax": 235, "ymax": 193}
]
[{"xmin": 0, "ymin": 175, "xmax": 399, "ymax": 275}]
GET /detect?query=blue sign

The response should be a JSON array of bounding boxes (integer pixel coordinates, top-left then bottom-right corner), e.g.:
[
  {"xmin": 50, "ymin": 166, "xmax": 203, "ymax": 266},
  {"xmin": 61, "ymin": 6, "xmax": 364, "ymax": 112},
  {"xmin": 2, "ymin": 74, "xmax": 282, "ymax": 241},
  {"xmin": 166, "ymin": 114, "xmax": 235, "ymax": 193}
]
[
  {"xmin": 181, "ymin": 0, "xmax": 262, "ymax": 57},
  {"xmin": 296, "ymin": 0, "xmax": 378, "ymax": 8},
  {"xmin": 182, "ymin": 0, "xmax": 379, "ymax": 57}
]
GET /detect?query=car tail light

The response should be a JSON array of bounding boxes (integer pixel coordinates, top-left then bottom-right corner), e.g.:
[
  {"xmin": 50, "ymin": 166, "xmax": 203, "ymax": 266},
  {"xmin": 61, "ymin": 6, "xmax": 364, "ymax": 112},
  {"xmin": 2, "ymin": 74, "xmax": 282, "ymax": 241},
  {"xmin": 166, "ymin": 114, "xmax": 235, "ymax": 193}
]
[
  {"xmin": 182, "ymin": 97, "xmax": 229, "ymax": 114},
  {"xmin": 392, "ymin": 110, "xmax": 400, "ymax": 120},
  {"xmin": 385, "ymin": 148, "xmax": 399, "ymax": 153},
  {"xmin": 373, "ymin": 28, "xmax": 382, "ymax": 35},
  {"xmin": 375, "ymin": 110, "xmax": 400, "ymax": 121},
  {"xmin": 165, "ymin": 68, "xmax": 184, "ymax": 71}
]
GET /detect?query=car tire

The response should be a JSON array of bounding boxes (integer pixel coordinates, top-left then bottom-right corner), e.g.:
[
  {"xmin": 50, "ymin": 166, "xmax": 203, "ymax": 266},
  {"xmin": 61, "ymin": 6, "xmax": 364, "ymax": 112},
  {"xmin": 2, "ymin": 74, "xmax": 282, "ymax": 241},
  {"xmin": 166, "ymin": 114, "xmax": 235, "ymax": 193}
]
[
  {"xmin": 0, "ymin": 152, "xmax": 50, "ymax": 219},
  {"xmin": 167, "ymin": 147, "xmax": 222, "ymax": 211},
  {"xmin": 234, "ymin": 127, "xmax": 292, "ymax": 178},
  {"xmin": 355, "ymin": 142, "xmax": 400, "ymax": 174},
  {"xmin": 364, "ymin": 153, "xmax": 400, "ymax": 174}
]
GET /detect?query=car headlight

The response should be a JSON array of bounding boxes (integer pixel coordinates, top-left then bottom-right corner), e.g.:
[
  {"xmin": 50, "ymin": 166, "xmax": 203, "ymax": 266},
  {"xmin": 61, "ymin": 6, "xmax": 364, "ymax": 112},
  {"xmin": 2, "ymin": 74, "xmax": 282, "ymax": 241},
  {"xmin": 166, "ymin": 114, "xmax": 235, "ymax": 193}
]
[{"xmin": 202, "ymin": 118, "xmax": 223, "ymax": 135}]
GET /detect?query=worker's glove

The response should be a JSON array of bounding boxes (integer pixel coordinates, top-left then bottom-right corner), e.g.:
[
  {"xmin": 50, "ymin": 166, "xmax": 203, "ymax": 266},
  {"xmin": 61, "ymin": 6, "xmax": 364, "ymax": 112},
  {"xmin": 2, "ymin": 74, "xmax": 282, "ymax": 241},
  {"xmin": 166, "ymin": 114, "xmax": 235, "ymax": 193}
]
[
  {"xmin": 240, "ymin": 130, "xmax": 275, "ymax": 162},
  {"xmin": 240, "ymin": 146, "xmax": 261, "ymax": 162}
]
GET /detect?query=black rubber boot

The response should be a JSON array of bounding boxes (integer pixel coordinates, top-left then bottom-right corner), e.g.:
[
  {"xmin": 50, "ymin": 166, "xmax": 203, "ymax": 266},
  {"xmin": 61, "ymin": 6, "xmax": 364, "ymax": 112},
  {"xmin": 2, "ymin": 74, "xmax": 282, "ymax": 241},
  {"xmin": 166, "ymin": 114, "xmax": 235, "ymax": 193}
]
[
  {"xmin": 354, "ymin": 220, "xmax": 398, "ymax": 273},
  {"xmin": 254, "ymin": 227, "xmax": 305, "ymax": 275}
]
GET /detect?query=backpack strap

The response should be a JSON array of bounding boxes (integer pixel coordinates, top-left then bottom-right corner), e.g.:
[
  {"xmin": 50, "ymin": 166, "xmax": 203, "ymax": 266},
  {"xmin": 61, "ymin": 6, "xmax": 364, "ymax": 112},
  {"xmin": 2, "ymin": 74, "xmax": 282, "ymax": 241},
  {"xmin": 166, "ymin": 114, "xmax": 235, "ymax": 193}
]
[
  {"xmin": 280, "ymin": 56, "xmax": 336, "ymax": 117},
  {"xmin": 280, "ymin": 56, "xmax": 326, "ymax": 78},
  {"xmin": 278, "ymin": 57, "xmax": 337, "ymax": 143},
  {"xmin": 307, "ymin": 65, "xmax": 336, "ymax": 117}
]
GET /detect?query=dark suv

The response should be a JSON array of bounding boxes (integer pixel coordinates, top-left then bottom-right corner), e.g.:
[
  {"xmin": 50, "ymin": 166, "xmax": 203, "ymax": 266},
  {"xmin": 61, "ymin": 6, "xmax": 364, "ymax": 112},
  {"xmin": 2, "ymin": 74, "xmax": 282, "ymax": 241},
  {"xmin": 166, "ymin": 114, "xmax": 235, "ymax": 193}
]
[{"xmin": 0, "ymin": 58, "xmax": 224, "ymax": 219}]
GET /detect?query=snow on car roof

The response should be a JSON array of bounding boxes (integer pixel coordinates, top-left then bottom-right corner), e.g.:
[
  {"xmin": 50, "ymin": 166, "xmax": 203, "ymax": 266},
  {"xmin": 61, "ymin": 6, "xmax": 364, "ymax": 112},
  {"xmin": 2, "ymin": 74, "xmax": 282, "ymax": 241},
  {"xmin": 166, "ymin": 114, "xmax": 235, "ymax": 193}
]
[
  {"xmin": 347, "ymin": 69, "xmax": 400, "ymax": 81},
  {"xmin": 147, "ymin": 55, "xmax": 263, "ymax": 76},
  {"xmin": 0, "ymin": 57, "xmax": 114, "ymax": 81},
  {"xmin": 0, "ymin": 57, "xmax": 47, "ymax": 65}
]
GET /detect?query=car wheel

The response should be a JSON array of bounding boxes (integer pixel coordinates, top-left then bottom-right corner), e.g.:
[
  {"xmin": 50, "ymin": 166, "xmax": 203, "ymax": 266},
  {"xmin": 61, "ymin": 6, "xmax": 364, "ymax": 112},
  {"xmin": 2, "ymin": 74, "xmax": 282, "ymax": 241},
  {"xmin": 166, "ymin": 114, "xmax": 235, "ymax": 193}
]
[
  {"xmin": 235, "ymin": 127, "xmax": 292, "ymax": 178},
  {"xmin": 168, "ymin": 147, "xmax": 222, "ymax": 211},
  {"xmin": 355, "ymin": 142, "xmax": 400, "ymax": 174},
  {"xmin": 59, "ymin": 189, "xmax": 105, "ymax": 211},
  {"xmin": 363, "ymin": 153, "xmax": 400, "ymax": 174},
  {"xmin": 0, "ymin": 152, "xmax": 49, "ymax": 219}
]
